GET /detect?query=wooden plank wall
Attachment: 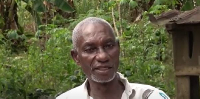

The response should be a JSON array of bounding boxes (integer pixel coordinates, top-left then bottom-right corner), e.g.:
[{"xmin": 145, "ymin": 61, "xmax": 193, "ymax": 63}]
[{"xmin": 171, "ymin": 25, "xmax": 200, "ymax": 99}]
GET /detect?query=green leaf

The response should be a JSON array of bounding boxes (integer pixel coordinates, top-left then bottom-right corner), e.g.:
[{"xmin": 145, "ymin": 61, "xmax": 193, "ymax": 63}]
[
  {"xmin": 32, "ymin": 0, "xmax": 46, "ymax": 12},
  {"xmin": 53, "ymin": 0, "xmax": 74, "ymax": 12},
  {"xmin": 7, "ymin": 30, "xmax": 18, "ymax": 39},
  {"xmin": 108, "ymin": 0, "xmax": 116, "ymax": 7},
  {"xmin": 129, "ymin": 0, "xmax": 138, "ymax": 8},
  {"xmin": 25, "ymin": 5, "xmax": 42, "ymax": 26},
  {"xmin": 196, "ymin": 0, "xmax": 200, "ymax": 6},
  {"xmin": 181, "ymin": 0, "xmax": 194, "ymax": 11}
]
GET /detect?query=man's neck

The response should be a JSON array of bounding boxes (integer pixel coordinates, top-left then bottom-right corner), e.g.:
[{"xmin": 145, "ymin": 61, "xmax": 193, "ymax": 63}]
[{"xmin": 87, "ymin": 74, "xmax": 125, "ymax": 99}]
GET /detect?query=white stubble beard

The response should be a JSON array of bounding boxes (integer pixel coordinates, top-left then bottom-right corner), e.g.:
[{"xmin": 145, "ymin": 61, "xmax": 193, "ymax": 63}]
[{"xmin": 90, "ymin": 72, "xmax": 116, "ymax": 83}]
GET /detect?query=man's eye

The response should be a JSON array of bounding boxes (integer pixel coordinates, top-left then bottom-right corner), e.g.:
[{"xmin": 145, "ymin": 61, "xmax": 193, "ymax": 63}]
[
  {"xmin": 104, "ymin": 44, "xmax": 114, "ymax": 49},
  {"xmin": 84, "ymin": 48, "xmax": 96, "ymax": 53}
]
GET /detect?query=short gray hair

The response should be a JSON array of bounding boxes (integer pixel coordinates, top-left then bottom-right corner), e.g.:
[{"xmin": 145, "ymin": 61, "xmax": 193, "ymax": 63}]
[{"xmin": 72, "ymin": 17, "xmax": 115, "ymax": 50}]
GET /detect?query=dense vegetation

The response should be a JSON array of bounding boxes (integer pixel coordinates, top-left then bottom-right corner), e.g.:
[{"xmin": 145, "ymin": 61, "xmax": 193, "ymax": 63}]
[{"xmin": 0, "ymin": 0, "xmax": 199, "ymax": 99}]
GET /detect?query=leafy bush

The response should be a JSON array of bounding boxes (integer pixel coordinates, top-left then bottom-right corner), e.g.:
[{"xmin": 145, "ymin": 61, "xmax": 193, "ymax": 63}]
[
  {"xmin": 0, "ymin": 25, "xmax": 85, "ymax": 98},
  {"xmin": 0, "ymin": 1, "xmax": 176, "ymax": 98},
  {"xmin": 119, "ymin": 16, "xmax": 174, "ymax": 96},
  {"xmin": 0, "ymin": 13, "xmax": 175, "ymax": 99}
]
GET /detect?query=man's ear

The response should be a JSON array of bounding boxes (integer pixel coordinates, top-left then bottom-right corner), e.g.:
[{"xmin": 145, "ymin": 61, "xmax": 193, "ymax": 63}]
[{"xmin": 71, "ymin": 49, "xmax": 80, "ymax": 66}]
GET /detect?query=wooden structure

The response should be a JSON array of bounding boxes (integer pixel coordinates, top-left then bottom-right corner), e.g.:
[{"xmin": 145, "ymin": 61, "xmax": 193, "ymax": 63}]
[
  {"xmin": 149, "ymin": 6, "xmax": 200, "ymax": 99},
  {"xmin": 166, "ymin": 7, "xmax": 200, "ymax": 99}
]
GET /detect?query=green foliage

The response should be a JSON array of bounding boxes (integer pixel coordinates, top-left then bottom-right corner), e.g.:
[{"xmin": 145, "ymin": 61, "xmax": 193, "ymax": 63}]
[
  {"xmin": 51, "ymin": 0, "xmax": 74, "ymax": 12},
  {"xmin": 7, "ymin": 30, "xmax": 19, "ymax": 40},
  {"xmin": 119, "ymin": 16, "xmax": 174, "ymax": 96},
  {"xmin": 32, "ymin": 0, "xmax": 46, "ymax": 12},
  {"xmin": 0, "ymin": 25, "xmax": 85, "ymax": 98},
  {"xmin": 0, "ymin": 15, "xmax": 5, "ymax": 28},
  {"xmin": 1, "ymin": 0, "xmax": 191, "ymax": 98},
  {"xmin": 129, "ymin": 0, "xmax": 138, "ymax": 8},
  {"xmin": 149, "ymin": 5, "xmax": 169, "ymax": 14},
  {"xmin": 19, "ymin": 0, "xmax": 74, "ymax": 27},
  {"xmin": 181, "ymin": 0, "xmax": 200, "ymax": 11},
  {"xmin": 154, "ymin": 0, "xmax": 178, "ymax": 5},
  {"xmin": 0, "ymin": 30, "xmax": 27, "ymax": 53},
  {"xmin": 0, "ymin": 17, "xmax": 175, "ymax": 99},
  {"xmin": 74, "ymin": 0, "xmax": 99, "ymax": 15}
]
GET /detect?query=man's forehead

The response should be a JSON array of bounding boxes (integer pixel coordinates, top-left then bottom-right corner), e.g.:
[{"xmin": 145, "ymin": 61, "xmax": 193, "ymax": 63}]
[
  {"xmin": 80, "ymin": 23, "xmax": 113, "ymax": 37},
  {"xmin": 76, "ymin": 23, "xmax": 115, "ymax": 47}
]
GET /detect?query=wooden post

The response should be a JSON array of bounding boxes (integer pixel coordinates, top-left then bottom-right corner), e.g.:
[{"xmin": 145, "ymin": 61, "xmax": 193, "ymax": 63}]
[{"xmin": 176, "ymin": 76, "xmax": 190, "ymax": 99}]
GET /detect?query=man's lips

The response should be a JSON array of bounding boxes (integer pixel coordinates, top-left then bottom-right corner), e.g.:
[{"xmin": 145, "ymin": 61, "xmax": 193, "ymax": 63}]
[
  {"xmin": 95, "ymin": 67, "xmax": 112, "ymax": 70},
  {"xmin": 93, "ymin": 66, "xmax": 112, "ymax": 73},
  {"xmin": 93, "ymin": 65, "xmax": 112, "ymax": 69}
]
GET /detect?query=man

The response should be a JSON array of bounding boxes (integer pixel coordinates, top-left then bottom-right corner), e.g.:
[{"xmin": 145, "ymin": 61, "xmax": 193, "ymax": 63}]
[{"xmin": 57, "ymin": 17, "xmax": 170, "ymax": 99}]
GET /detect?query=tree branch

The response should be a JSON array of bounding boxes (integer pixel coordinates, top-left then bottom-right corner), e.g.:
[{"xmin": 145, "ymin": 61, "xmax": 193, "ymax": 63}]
[
  {"xmin": 118, "ymin": 3, "xmax": 123, "ymax": 36},
  {"xmin": 112, "ymin": 7, "xmax": 120, "ymax": 37}
]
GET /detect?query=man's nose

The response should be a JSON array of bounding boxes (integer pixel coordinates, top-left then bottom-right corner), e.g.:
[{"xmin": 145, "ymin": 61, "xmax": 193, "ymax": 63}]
[{"xmin": 95, "ymin": 48, "xmax": 109, "ymax": 63}]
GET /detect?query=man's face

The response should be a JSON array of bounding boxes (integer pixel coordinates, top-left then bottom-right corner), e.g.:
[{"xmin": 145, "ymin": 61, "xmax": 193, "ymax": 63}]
[{"xmin": 71, "ymin": 23, "xmax": 120, "ymax": 83}]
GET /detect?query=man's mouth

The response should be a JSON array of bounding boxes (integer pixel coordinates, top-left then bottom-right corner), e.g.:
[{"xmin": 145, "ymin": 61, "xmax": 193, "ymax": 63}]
[{"xmin": 94, "ymin": 66, "xmax": 112, "ymax": 74}]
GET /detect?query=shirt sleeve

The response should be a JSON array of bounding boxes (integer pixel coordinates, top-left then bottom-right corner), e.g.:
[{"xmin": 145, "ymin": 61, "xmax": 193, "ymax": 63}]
[{"xmin": 147, "ymin": 89, "xmax": 170, "ymax": 99}]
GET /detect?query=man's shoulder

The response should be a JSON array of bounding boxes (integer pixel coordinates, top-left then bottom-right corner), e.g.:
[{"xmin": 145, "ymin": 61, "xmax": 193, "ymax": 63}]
[
  {"xmin": 129, "ymin": 83, "xmax": 156, "ymax": 90},
  {"xmin": 129, "ymin": 83, "xmax": 170, "ymax": 99},
  {"xmin": 56, "ymin": 85, "xmax": 85, "ymax": 99}
]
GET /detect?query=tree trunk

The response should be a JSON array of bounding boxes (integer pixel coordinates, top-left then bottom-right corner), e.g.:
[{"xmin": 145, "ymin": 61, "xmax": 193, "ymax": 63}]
[
  {"xmin": 8, "ymin": 0, "xmax": 19, "ymax": 30},
  {"xmin": 0, "ymin": 0, "xmax": 19, "ymax": 36}
]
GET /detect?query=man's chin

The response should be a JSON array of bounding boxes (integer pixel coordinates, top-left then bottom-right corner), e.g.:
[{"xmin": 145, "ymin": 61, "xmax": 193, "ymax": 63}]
[{"xmin": 90, "ymin": 73, "xmax": 116, "ymax": 83}]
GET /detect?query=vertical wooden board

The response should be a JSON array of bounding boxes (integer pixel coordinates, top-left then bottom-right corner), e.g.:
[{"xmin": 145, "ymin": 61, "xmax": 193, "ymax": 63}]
[
  {"xmin": 172, "ymin": 31, "xmax": 189, "ymax": 70},
  {"xmin": 191, "ymin": 26, "xmax": 200, "ymax": 66},
  {"xmin": 176, "ymin": 76, "xmax": 190, "ymax": 99}
]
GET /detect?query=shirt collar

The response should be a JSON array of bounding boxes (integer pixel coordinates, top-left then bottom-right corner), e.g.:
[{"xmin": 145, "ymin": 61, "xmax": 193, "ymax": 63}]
[
  {"xmin": 118, "ymin": 72, "xmax": 135, "ymax": 96},
  {"xmin": 81, "ymin": 72, "xmax": 136, "ymax": 98}
]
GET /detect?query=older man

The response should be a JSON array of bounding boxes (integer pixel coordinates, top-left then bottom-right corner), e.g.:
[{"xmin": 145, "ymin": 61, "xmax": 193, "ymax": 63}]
[{"xmin": 56, "ymin": 17, "xmax": 170, "ymax": 99}]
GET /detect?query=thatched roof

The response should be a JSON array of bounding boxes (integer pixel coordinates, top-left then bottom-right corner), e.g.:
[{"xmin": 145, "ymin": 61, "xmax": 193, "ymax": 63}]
[
  {"xmin": 171, "ymin": 6, "xmax": 200, "ymax": 24},
  {"xmin": 149, "ymin": 6, "xmax": 200, "ymax": 25}
]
